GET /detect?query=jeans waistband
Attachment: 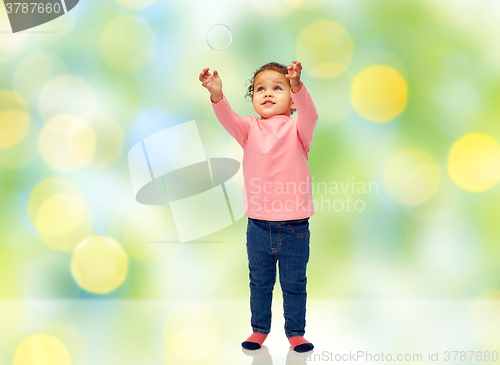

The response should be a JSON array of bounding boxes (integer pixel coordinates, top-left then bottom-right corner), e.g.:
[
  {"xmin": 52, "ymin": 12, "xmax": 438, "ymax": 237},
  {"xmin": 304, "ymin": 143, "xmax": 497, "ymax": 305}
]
[{"xmin": 248, "ymin": 217, "xmax": 309, "ymax": 224}]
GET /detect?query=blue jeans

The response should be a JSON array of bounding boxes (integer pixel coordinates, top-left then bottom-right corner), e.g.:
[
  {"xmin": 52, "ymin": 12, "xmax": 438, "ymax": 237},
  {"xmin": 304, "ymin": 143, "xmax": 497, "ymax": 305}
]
[{"xmin": 246, "ymin": 217, "xmax": 310, "ymax": 338}]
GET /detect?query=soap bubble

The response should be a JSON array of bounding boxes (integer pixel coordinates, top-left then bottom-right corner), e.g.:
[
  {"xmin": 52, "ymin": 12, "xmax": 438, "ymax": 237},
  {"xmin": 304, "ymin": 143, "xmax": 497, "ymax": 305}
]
[{"xmin": 206, "ymin": 24, "xmax": 233, "ymax": 51}]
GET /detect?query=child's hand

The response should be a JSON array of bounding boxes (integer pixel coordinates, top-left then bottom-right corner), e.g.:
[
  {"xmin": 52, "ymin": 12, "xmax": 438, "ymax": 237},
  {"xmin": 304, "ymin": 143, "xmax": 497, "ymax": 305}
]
[
  {"xmin": 199, "ymin": 67, "xmax": 223, "ymax": 103},
  {"xmin": 286, "ymin": 60, "xmax": 303, "ymax": 93}
]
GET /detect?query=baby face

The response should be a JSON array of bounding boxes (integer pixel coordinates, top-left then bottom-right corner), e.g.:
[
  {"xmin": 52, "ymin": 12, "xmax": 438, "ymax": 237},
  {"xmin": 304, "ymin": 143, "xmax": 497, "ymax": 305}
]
[{"xmin": 252, "ymin": 70, "xmax": 295, "ymax": 119}]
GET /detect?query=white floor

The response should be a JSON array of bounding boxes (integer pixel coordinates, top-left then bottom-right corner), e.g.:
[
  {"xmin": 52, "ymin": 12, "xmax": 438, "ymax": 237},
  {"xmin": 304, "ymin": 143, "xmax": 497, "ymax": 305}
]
[{"xmin": 1, "ymin": 297, "xmax": 497, "ymax": 365}]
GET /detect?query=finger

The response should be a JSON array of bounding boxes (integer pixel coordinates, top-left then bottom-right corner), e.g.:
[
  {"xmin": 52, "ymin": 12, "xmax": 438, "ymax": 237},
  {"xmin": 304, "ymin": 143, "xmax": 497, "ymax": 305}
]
[
  {"xmin": 214, "ymin": 70, "xmax": 219, "ymax": 77},
  {"xmin": 199, "ymin": 68, "xmax": 210, "ymax": 81},
  {"xmin": 292, "ymin": 60, "xmax": 302, "ymax": 69}
]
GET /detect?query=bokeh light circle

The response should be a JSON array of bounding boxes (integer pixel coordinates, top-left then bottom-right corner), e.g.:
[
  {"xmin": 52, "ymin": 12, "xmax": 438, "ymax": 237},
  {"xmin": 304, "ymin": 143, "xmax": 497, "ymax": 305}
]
[
  {"xmin": 0, "ymin": 111, "xmax": 30, "ymax": 149},
  {"xmin": 38, "ymin": 75, "xmax": 97, "ymax": 122},
  {"xmin": 351, "ymin": 65, "xmax": 408, "ymax": 123},
  {"xmin": 115, "ymin": 0, "xmax": 157, "ymax": 9},
  {"xmin": 71, "ymin": 236, "xmax": 129, "ymax": 294},
  {"xmin": 0, "ymin": 91, "xmax": 29, "ymax": 150},
  {"xmin": 296, "ymin": 20, "xmax": 354, "ymax": 79},
  {"xmin": 39, "ymin": 114, "xmax": 96, "ymax": 172},
  {"xmin": 35, "ymin": 194, "xmax": 87, "ymax": 236},
  {"xmin": 383, "ymin": 148, "xmax": 441, "ymax": 206},
  {"xmin": 13, "ymin": 52, "xmax": 68, "ymax": 103},
  {"xmin": 87, "ymin": 113, "xmax": 125, "ymax": 168},
  {"xmin": 0, "ymin": 90, "xmax": 38, "ymax": 168},
  {"xmin": 100, "ymin": 16, "xmax": 156, "ymax": 73},
  {"xmin": 448, "ymin": 133, "xmax": 500, "ymax": 192},
  {"xmin": 28, "ymin": 177, "xmax": 93, "ymax": 251},
  {"xmin": 0, "ymin": 89, "xmax": 28, "ymax": 112},
  {"xmin": 13, "ymin": 334, "xmax": 71, "ymax": 365},
  {"xmin": 163, "ymin": 302, "xmax": 220, "ymax": 362},
  {"xmin": 206, "ymin": 24, "xmax": 233, "ymax": 51}
]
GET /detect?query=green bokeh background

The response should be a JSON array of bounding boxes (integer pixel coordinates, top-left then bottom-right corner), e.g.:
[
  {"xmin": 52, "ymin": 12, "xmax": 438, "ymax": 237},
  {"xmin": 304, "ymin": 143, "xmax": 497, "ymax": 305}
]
[
  {"xmin": 1, "ymin": 0, "xmax": 500, "ymax": 299},
  {"xmin": 1, "ymin": 0, "xmax": 500, "ymax": 362}
]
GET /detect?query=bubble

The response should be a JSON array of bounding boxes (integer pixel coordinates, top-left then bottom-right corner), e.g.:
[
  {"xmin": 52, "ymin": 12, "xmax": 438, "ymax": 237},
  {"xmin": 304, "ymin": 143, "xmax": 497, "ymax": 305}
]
[
  {"xmin": 351, "ymin": 65, "xmax": 408, "ymax": 123},
  {"xmin": 383, "ymin": 148, "xmax": 441, "ymax": 206},
  {"xmin": 296, "ymin": 20, "xmax": 354, "ymax": 79},
  {"xmin": 206, "ymin": 24, "xmax": 233, "ymax": 51},
  {"xmin": 100, "ymin": 16, "xmax": 156, "ymax": 73},
  {"xmin": 71, "ymin": 236, "xmax": 129, "ymax": 294},
  {"xmin": 13, "ymin": 334, "xmax": 71, "ymax": 365},
  {"xmin": 38, "ymin": 114, "xmax": 96, "ymax": 172},
  {"xmin": 448, "ymin": 133, "xmax": 500, "ymax": 192}
]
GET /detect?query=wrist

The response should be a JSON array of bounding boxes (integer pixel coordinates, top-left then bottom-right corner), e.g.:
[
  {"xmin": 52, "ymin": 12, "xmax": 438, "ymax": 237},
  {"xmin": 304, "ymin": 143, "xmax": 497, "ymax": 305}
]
[
  {"xmin": 210, "ymin": 92, "xmax": 223, "ymax": 103},
  {"xmin": 291, "ymin": 81, "xmax": 303, "ymax": 93}
]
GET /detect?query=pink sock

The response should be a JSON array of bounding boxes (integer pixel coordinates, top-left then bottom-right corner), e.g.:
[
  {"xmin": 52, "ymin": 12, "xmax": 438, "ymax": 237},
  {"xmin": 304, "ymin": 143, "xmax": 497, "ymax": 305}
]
[
  {"xmin": 241, "ymin": 332, "xmax": 268, "ymax": 350},
  {"xmin": 288, "ymin": 336, "xmax": 314, "ymax": 352}
]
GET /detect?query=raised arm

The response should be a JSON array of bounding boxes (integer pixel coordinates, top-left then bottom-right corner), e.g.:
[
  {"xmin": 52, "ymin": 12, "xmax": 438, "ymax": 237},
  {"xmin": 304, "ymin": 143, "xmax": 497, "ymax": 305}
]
[
  {"xmin": 200, "ymin": 67, "xmax": 250, "ymax": 147},
  {"xmin": 199, "ymin": 67, "xmax": 223, "ymax": 103},
  {"xmin": 287, "ymin": 61, "xmax": 319, "ymax": 155}
]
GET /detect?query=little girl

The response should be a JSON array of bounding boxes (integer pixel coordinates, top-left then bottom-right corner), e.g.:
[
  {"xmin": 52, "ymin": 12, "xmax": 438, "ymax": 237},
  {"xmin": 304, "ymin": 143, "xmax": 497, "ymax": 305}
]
[{"xmin": 199, "ymin": 61, "xmax": 318, "ymax": 353}]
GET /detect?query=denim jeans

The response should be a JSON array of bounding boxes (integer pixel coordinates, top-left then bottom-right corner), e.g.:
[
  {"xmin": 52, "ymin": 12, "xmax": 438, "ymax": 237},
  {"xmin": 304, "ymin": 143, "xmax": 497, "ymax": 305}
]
[{"xmin": 246, "ymin": 217, "xmax": 310, "ymax": 338}]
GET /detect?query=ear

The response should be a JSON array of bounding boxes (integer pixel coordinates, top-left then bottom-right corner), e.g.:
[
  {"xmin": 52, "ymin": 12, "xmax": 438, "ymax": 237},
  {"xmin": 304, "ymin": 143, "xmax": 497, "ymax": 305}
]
[{"xmin": 290, "ymin": 100, "xmax": 296, "ymax": 113}]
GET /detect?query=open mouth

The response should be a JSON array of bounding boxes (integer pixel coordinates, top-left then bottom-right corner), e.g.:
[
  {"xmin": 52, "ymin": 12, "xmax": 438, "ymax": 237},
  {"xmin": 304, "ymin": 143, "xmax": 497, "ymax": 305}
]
[{"xmin": 262, "ymin": 100, "xmax": 275, "ymax": 106}]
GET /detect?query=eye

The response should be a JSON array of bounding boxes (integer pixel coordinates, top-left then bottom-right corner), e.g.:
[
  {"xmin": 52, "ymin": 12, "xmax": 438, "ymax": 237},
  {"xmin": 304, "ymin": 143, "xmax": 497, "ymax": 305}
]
[
  {"xmin": 274, "ymin": 86, "xmax": 282, "ymax": 91},
  {"xmin": 257, "ymin": 87, "xmax": 264, "ymax": 92}
]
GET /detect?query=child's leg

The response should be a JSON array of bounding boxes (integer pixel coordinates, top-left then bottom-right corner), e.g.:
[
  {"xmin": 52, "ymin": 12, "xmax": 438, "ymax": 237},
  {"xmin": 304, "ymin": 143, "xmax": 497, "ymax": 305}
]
[
  {"xmin": 278, "ymin": 218, "xmax": 314, "ymax": 353},
  {"xmin": 243, "ymin": 218, "xmax": 277, "ymax": 350}
]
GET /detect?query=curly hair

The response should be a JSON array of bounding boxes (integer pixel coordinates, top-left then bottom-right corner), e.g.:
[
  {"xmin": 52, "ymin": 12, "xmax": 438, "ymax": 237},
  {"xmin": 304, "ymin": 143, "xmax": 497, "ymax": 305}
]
[{"xmin": 245, "ymin": 62, "xmax": 296, "ymax": 115}]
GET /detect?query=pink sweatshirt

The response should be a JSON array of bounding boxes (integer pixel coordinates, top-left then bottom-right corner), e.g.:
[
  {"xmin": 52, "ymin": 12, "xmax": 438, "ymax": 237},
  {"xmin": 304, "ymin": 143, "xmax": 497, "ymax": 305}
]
[{"xmin": 212, "ymin": 84, "xmax": 318, "ymax": 221}]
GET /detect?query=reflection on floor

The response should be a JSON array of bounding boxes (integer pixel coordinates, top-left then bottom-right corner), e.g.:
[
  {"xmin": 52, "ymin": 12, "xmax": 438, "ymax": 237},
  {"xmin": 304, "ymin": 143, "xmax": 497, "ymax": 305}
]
[{"xmin": 0, "ymin": 298, "xmax": 495, "ymax": 365}]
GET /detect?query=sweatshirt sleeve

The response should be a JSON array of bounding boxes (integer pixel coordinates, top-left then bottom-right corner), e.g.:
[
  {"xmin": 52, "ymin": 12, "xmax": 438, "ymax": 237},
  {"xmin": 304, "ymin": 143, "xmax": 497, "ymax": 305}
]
[
  {"xmin": 290, "ymin": 84, "xmax": 319, "ymax": 155},
  {"xmin": 211, "ymin": 93, "xmax": 251, "ymax": 148}
]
